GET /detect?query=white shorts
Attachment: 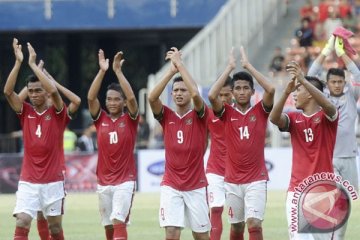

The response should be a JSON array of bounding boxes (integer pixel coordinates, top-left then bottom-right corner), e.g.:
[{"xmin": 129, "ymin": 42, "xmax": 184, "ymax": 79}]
[
  {"xmin": 97, "ymin": 181, "xmax": 135, "ymax": 226},
  {"xmin": 225, "ymin": 180, "xmax": 267, "ymax": 223},
  {"xmin": 159, "ymin": 185, "xmax": 211, "ymax": 233},
  {"xmin": 13, "ymin": 181, "xmax": 66, "ymax": 219},
  {"xmin": 286, "ymin": 192, "xmax": 333, "ymax": 240},
  {"xmin": 206, "ymin": 173, "xmax": 225, "ymax": 208}
]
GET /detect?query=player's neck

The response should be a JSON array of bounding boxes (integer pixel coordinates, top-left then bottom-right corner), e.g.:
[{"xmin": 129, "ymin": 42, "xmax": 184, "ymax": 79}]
[
  {"xmin": 175, "ymin": 105, "xmax": 191, "ymax": 117},
  {"xmin": 235, "ymin": 102, "xmax": 251, "ymax": 113},
  {"xmin": 33, "ymin": 103, "xmax": 48, "ymax": 113},
  {"xmin": 302, "ymin": 103, "xmax": 321, "ymax": 116},
  {"xmin": 110, "ymin": 112, "xmax": 123, "ymax": 120},
  {"xmin": 330, "ymin": 92, "xmax": 344, "ymax": 97}
]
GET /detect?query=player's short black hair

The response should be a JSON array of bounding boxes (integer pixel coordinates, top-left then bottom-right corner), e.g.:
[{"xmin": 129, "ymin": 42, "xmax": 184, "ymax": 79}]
[
  {"xmin": 223, "ymin": 77, "xmax": 232, "ymax": 88},
  {"xmin": 172, "ymin": 76, "xmax": 184, "ymax": 90},
  {"xmin": 107, "ymin": 82, "xmax": 125, "ymax": 99},
  {"xmin": 326, "ymin": 68, "xmax": 345, "ymax": 81},
  {"xmin": 304, "ymin": 76, "xmax": 324, "ymax": 92},
  {"xmin": 232, "ymin": 71, "xmax": 254, "ymax": 90},
  {"xmin": 25, "ymin": 74, "xmax": 39, "ymax": 87}
]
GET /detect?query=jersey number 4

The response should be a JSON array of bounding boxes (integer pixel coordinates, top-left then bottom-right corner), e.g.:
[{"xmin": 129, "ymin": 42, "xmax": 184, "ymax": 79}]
[{"xmin": 35, "ymin": 124, "xmax": 42, "ymax": 138}]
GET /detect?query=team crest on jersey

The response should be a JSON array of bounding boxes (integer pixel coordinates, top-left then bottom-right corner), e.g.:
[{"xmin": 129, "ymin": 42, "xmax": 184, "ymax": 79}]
[
  {"xmin": 313, "ymin": 116, "xmax": 321, "ymax": 124},
  {"xmin": 44, "ymin": 114, "xmax": 51, "ymax": 121},
  {"xmin": 118, "ymin": 122, "xmax": 126, "ymax": 128},
  {"xmin": 249, "ymin": 115, "xmax": 256, "ymax": 122},
  {"xmin": 185, "ymin": 118, "xmax": 193, "ymax": 125}
]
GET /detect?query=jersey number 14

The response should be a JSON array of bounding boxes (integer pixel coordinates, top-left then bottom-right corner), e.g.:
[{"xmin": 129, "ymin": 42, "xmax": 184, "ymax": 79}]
[{"xmin": 239, "ymin": 126, "xmax": 250, "ymax": 140}]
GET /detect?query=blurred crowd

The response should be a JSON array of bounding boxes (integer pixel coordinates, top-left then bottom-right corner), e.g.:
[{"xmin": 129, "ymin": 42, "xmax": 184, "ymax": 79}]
[{"xmin": 269, "ymin": 0, "xmax": 360, "ymax": 78}]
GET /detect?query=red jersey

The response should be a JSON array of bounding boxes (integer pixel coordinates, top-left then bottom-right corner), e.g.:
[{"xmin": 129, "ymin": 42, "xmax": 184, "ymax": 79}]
[
  {"xmin": 18, "ymin": 102, "xmax": 70, "ymax": 183},
  {"xmin": 206, "ymin": 108, "xmax": 227, "ymax": 176},
  {"xmin": 284, "ymin": 110, "xmax": 338, "ymax": 191},
  {"xmin": 158, "ymin": 105, "xmax": 208, "ymax": 191},
  {"xmin": 318, "ymin": 2, "xmax": 329, "ymax": 22},
  {"xmin": 221, "ymin": 102, "xmax": 269, "ymax": 184},
  {"xmin": 94, "ymin": 110, "xmax": 139, "ymax": 185}
]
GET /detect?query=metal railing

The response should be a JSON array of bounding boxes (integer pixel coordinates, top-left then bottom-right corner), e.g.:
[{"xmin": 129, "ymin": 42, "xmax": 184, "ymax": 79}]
[{"xmin": 146, "ymin": 0, "xmax": 286, "ymax": 128}]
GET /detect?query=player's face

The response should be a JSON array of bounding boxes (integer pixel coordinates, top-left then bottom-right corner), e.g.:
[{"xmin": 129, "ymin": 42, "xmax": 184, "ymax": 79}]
[
  {"xmin": 27, "ymin": 81, "xmax": 48, "ymax": 107},
  {"xmin": 327, "ymin": 74, "xmax": 345, "ymax": 97},
  {"xmin": 293, "ymin": 84, "xmax": 310, "ymax": 110},
  {"xmin": 219, "ymin": 85, "xmax": 233, "ymax": 104},
  {"xmin": 172, "ymin": 81, "xmax": 191, "ymax": 106},
  {"xmin": 231, "ymin": 80, "xmax": 254, "ymax": 106},
  {"xmin": 105, "ymin": 89, "xmax": 124, "ymax": 116}
]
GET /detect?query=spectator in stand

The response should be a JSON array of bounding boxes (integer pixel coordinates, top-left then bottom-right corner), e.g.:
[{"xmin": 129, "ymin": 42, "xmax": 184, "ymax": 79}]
[
  {"xmin": 269, "ymin": 46, "xmax": 285, "ymax": 76},
  {"xmin": 295, "ymin": 17, "xmax": 314, "ymax": 47},
  {"xmin": 63, "ymin": 127, "xmax": 77, "ymax": 153},
  {"xmin": 150, "ymin": 123, "xmax": 164, "ymax": 149},
  {"xmin": 317, "ymin": 0, "xmax": 330, "ymax": 23},
  {"xmin": 300, "ymin": 0, "xmax": 315, "ymax": 19},
  {"xmin": 354, "ymin": 0, "xmax": 360, "ymax": 15},
  {"xmin": 324, "ymin": 10, "xmax": 343, "ymax": 39},
  {"xmin": 76, "ymin": 124, "xmax": 96, "ymax": 153},
  {"xmin": 342, "ymin": 11, "xmax": 358, "ymax": 33},
  {"xmin": 338, "ymin": 0, "xmax": 353, "ymax": 19},
  {"xmin": 136, "ymin": 114, "xmax": 150, "ymax": 149}
]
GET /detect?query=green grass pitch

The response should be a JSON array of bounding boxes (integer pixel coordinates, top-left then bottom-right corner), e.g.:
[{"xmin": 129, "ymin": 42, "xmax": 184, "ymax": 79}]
[{"xmin": 0, "ymin": 191, "xmax": 359, "ymax": 239}]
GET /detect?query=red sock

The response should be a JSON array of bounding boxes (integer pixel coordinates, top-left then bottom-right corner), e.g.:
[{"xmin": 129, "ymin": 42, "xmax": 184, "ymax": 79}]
[
  {"xmin": 210, "ymin": 207, "xmax": 223, "ymax": 240},
  {"xmin": 113, "ymin": 223, "xmax": 127, "ymax": 240},
  {"xmin": 230, "ymin": 228, "xmax": 244, "ymax": 240},
  {"xmin": 50, "ymin": 230, "xmax": 64, "ymax": 240},
  {"xmin": 105, "ymin": 227, "xmax": 114, "ymax": 240},
  {"xmin": 14, "ymin": 226, "xmax": 29, "ymax": 240},
  {"xmin": 37, "ymin": 219, "xmax": 50, "ymax": 240},
  {"xmin": 248, "ymin": 227, "xmax": 263, "ymax": 240}
]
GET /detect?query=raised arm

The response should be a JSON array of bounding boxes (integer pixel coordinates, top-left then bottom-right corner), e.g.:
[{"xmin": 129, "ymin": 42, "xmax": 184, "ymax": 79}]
[
  {"xmin": 43, "ymin": 68, "xmax": 81, "ymax": 116},
  {"xmin": 148, "ymin": 61, "xmax": 178, "ymax": 115},
  {"xmin": 18, "ymin": 87, "xmax": 28, "ymax": 103},
  {"xmin": 27, "ymin": 42, "xmax": 64, "ymax": 111},
  {"xmin": 87, "ymin": 49, "xmax": 108, "ymax": 118},
  {"xmin": 269, "ymin": 79, "xmax": 296, "ymax": 129},
  {"xmin": 167, "ymin": 47, "xmax": 203, "ymax": 112},
  {"xmin": 240, "ymin": 46, "xmax": 275, "ymax": 109},
  {"xmin": 17, "ymin": 60, "xmax": 45, "ymax": 103},
  {"xmin": 308, "ymin": 35, "xmax": 335, "ymax": 77},
  {"xmin": 208, "ymin": 47, "xmax": 236, "ymax": 113},
  {"xmin": 112, "ymin": 51, "xmax": 138, "ymax": 117},
  {"xmin": 3, "ymin": 38, "xmax": 24, "ymax": 113},
  {"xmin": 335, "ymin": 36, "xmax": 360, "ymax": 98},
  {"xmin": 288, "ymin": 61, "xmax": 337, "ymax": 118}
]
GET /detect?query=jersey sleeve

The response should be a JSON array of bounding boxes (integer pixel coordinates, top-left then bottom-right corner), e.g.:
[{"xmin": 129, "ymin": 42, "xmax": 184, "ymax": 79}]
[
  {"xmin": 158, "ymin": 105, "xmax": 170, "ymax": 128},
  {"xmin": 197, "ymin": 103, "xmax": 209, "ymax": 121},
  {"xmin": 219, "ymin": 103, "xmax": 231, "ymax": 121},
  {"xmin": 323, "ymin": 109, "xmax": 339, "ymax": 123},
  {"xmin": 17, "ymin": 102, "xmax": 29, "ymax": 125},
  {"xmin": 279, "ymin": 112, "xmax": 291, "ymax": 132},
  {"xmin": 93, "ymin": 109, "xmax": 106, "ymax": 128}
]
